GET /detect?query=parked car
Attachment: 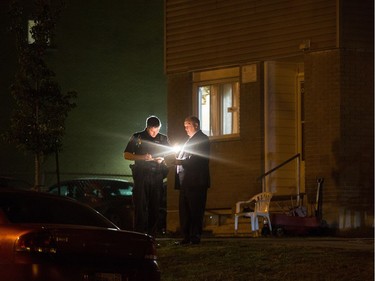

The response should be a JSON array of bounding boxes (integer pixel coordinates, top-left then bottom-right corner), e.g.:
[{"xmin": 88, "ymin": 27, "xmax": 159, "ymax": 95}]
[
  {"xmin": 0, "ymin": 188, "xmax": 160, "ymax": 281},
  {"xmin": 0, "ymin": 176, "xmax": 32, "ymax": 190},
  {"xmin": 48, "ymin": 178, "xmax": 134, "ymax": 230}
]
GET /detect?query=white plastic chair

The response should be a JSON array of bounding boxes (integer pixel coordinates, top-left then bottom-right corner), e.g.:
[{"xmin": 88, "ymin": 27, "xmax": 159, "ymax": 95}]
[{"xmin": 234, "ymin": 192, "xmax": 273, "ymax": 233}]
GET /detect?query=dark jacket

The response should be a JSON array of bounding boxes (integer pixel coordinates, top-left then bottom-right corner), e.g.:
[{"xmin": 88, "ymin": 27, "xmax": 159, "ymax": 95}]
[{"xmin": 175, "ymin": 130, "xmax": 210, "ymax": 190}]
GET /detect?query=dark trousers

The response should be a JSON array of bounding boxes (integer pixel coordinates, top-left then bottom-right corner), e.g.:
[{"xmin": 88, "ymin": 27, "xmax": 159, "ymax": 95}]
[
  {"xmin": 179, "ymin": 186, "xmax": 207, "ymax": 242},
  {"xmin": 132, "ymin": 170, "xmax": 163, "ymax": 236}
]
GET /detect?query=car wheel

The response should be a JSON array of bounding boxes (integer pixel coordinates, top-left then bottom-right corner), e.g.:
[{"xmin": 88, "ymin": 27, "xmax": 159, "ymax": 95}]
[{"xmin": 273, "ymin": 226, "xmax": 284, "ymax": 237}]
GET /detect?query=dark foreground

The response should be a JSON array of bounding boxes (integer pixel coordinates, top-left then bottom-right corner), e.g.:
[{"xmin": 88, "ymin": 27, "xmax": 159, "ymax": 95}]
[{"xmin": 157, "ymin": 237, "xmax": 374, "ymax": 281}]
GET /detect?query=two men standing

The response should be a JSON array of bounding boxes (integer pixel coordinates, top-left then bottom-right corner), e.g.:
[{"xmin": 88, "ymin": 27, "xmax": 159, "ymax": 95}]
[{"xmin": 124, "ymin": 115, "xmax": 210, "ymax": 244}]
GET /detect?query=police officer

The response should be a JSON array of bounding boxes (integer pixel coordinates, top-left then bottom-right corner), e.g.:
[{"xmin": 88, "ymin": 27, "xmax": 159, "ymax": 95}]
[{"xmin": 124, "ymin": 116, "xmax": 170, "ymax": 235}]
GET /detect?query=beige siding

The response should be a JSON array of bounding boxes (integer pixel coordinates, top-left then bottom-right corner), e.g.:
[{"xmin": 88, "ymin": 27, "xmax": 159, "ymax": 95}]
[
  {"xmin": 264, "ymin": 61, "xmax": 299, "ymax": 195},
  {"xmin": 165, "ymin": 0, "xmax": 337, "ymax": 74}
]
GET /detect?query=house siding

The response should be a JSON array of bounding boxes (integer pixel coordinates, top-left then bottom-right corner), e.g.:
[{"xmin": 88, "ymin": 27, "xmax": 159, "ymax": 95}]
[
  {"xmin": 165, "ymin": 0, "xmax": 374, "ymax": 234},
  {"xmin": 264, "ymin": 61, "xmax": 300, "ymax": 196},
  {"xmin": 165, "ymin": 0, "xmax": 336, "ymax": 74},
  {"xmin": 167, "ymin": 64, "xmax": 265, "ymax": 212},
  {"xmin": 304, "ymin": 48, "xmax": 374, "ymax": 230}
]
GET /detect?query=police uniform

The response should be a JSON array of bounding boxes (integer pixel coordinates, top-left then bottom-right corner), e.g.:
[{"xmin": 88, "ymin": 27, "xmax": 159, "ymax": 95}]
[{"xmin": 124, "ymin": 129, "xmax": 170, "ymax": 235}]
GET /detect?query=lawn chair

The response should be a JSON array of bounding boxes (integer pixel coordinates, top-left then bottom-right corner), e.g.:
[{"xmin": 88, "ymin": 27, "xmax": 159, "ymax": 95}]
[{"xmin": 234, "ymin": 192, "xmax": 273, "ymax": 233}]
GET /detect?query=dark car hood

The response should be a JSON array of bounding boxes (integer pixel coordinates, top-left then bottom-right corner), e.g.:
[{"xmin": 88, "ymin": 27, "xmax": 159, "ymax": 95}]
[{"xmin": 6, "ymin": 224, "xmax": 154, "ymax": 262}]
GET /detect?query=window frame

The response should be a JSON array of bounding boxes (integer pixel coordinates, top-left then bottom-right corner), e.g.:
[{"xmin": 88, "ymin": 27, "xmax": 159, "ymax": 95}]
[{"xmin": 193, "ymin": 74, "xmax": 240, "ymax": 141}]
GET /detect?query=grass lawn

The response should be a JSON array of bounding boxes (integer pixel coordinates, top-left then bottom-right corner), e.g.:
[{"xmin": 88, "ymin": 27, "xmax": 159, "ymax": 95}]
[{"xmin": 156, "ymin": 237, "xmax": 374, "ymax": 281}]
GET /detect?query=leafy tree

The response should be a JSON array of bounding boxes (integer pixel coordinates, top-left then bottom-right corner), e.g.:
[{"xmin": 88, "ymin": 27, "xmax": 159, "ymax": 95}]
[{"xmin": 4, "ymin": 0, "xmax": 77, "ymax": 190}]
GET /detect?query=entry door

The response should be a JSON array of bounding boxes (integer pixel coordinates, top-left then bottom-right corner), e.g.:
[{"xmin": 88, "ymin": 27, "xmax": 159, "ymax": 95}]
[{"xmin": 264, "ymin": 61, "xmax": 304, "ymax": 195}]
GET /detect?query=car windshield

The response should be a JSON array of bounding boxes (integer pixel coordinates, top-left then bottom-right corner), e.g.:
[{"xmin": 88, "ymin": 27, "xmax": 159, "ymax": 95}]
[{"xmin": 0, "ymin": 193, "xmax": 116, "ymax": 228}]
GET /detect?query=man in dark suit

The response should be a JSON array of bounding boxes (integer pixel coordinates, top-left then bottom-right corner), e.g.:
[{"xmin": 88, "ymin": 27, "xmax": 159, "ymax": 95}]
[{"xmin": 175, "ymin": 116, "xmax": 210, "ymax": 244}]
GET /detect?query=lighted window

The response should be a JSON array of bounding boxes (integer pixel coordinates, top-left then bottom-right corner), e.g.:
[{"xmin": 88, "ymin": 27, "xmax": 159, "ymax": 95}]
[{"xmin": 193, "ymin": 68, "xmax": 240, "ymax": 138}]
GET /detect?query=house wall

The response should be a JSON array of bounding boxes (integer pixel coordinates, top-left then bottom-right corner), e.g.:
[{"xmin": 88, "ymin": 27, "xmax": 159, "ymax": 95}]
[
  {"xmin": 304, "ymin": 50, "xmax": 342, "ymax": 223},
  {"xmin": 339, "ymin": 0, "xmax": 374, "ymax": 49},
  {"xmin": 264, "ymin": 61, "xmax": 301, "ymax": 195},
  {"xmin": 166, "ymin": 63, "xmax": 264, "ymax": 210},
  {"xmin": 304, "ymin": 48, "xmax": 374, "ymax": 231},
  {"xmin": 165, "ymin": 0, "xmax": 373, "ymax": 233},
  {"xmin": 338, "ymin": 49, "xmax": 374, "ymax": 230},
  {"xmin": 165, "ymin": 0, "xmax": 336, "ymax": 74}
]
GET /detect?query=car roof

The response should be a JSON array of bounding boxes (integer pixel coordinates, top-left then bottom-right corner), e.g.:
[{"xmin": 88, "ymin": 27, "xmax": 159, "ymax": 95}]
[
  {"xmin": 48, "ymin": 178, "xmax": 134, "ymax": 193},
  {"xmin": 49, "ymin": 178, "xmax": 133, "ymax": 187},
  {"xmin": 0, "ymin": 189, "xmax": 117, "ymax": 228},
  {"xmin": 53, "ymin": 178, "xmax": 132, "ymax": 183}
]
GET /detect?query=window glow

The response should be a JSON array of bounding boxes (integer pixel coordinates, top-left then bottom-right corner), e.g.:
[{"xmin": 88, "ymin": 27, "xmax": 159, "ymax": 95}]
[{"xmin": 197, "ymin": 81, "xmax": 239, "ymax": 137}]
